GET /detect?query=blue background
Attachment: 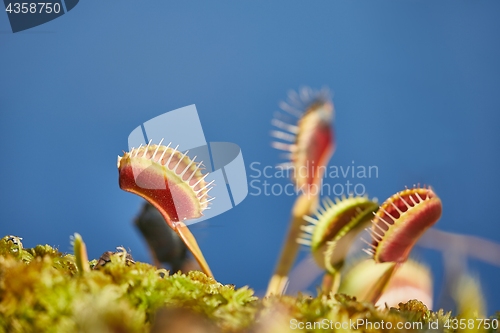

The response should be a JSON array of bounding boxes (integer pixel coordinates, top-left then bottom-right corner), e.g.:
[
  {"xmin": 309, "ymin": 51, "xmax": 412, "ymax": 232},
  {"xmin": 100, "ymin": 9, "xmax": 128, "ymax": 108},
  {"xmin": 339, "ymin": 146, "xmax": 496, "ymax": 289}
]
[{"xmin": 1, "ymin": 1, "xmax": 499, "ymax": 314}]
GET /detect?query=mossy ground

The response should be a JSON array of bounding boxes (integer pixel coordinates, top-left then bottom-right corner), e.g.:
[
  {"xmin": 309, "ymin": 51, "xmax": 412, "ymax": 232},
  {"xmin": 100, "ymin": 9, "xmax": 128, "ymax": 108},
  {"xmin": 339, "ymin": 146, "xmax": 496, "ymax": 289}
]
[{"xmin": 0, "ymin": 236, "xmax": 498, "ymax": 333}]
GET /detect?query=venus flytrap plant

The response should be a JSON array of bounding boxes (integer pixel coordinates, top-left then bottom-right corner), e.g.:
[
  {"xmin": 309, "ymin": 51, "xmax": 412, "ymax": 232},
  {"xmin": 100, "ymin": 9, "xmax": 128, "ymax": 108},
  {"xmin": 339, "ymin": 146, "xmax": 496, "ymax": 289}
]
[
  {"xmin": 118, "ymin": 140, "xmax": 215, "ymax": 277},
  {"xmin": 271, "ymin": 87, "xmax": 335, "ymax": 192},
  {"xmin": 266, "ymin": 87, "xmax": 335, "ymax": 296},
  {"xmin": 361, "ymin": 186, "xmax": 442, "ymax": 304},
  {"xmin": 297, "ymin": 195, "xmax": 378, "ymax": 293},
  {"xmin": 367, "ymin": 186, "xmax": 442, "ymax": 263}
]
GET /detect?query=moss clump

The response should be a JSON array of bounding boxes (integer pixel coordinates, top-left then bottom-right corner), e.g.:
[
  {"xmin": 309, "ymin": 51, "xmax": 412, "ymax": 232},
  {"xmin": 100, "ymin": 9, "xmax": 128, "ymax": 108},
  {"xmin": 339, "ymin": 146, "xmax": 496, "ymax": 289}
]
[{"xmin": 0, "ymin": 235, "xmax": 497, "ymax": 333}]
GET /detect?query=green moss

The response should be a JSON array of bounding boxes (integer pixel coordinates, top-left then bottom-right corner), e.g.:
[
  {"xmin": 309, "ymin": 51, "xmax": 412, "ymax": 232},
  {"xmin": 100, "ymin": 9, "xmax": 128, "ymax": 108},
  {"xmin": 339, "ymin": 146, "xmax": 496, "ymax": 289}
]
[{"xmin": 0, "ymin": 235, "xmax": 495, "ymax": 332}]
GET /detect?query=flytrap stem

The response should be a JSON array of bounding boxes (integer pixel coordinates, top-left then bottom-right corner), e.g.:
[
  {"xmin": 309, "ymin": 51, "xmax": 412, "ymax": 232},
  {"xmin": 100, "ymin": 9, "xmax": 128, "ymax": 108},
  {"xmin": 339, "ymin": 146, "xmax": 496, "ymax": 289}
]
[
  {"xmin": 118, "ymin": 141, "xmax": 215, "ymax": 278},
  {"xmin": 266, "ymin": 193, "xmax": 317, "ymax": 296},
  {"xmin": 174, "ymin": 222, "xmax": 213, "ymax": 277},
  {"xmin": 362, "ymin": 262, "xmax": 399, "ymax": 304},
  {"xmin": 321, "ymin": 270, "xmax": 341, "ymax": 295}
]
